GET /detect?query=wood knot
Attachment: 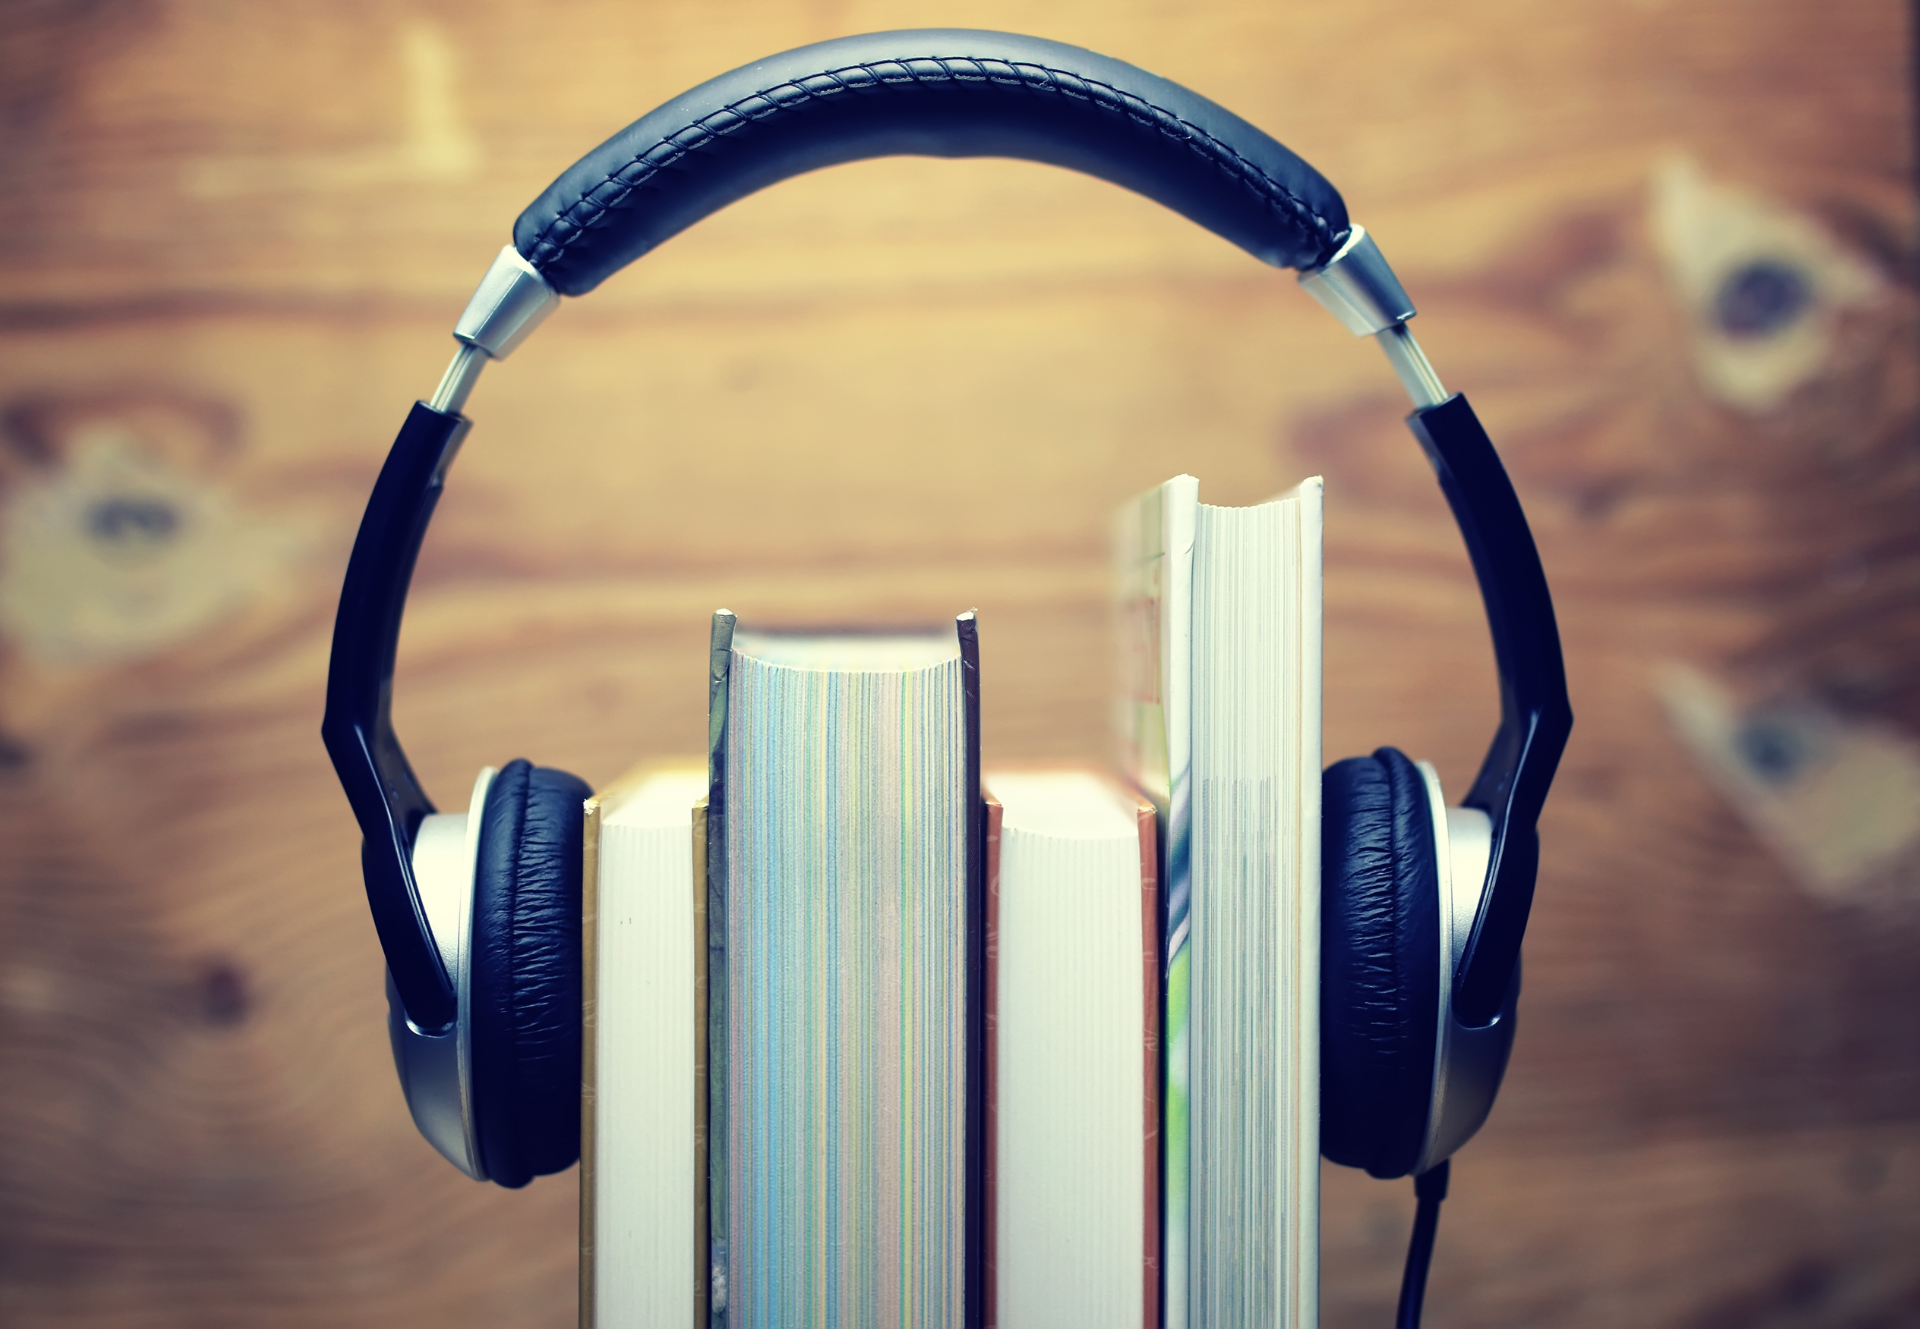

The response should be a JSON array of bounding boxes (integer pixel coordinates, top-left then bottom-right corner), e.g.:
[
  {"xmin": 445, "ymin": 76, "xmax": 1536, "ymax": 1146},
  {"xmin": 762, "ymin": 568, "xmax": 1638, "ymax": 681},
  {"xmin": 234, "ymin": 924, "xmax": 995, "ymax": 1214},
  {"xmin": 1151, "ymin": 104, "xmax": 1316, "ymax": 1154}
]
[{"xmin": 193, "ymin": 957, "xmax": 250, "ymax": 1027}]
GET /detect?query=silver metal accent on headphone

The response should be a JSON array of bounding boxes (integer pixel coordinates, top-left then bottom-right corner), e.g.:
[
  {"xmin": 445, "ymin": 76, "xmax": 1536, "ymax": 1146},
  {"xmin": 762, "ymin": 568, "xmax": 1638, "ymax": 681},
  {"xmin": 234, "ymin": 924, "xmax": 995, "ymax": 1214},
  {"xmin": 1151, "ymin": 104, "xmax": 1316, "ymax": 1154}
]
[
  {"xmin": 456, "ymin": 245, "xmax": 560, "ymax": 358},
  {"xmin": 430, "ymin": 342, "xmax": 488, "ymax": 415},
  {"xmin": 388, "ymin": 766, "xmax": 497, "ymax": 1181},
  {"xmin": 1376, "ymin": 324, "xmax": 1449, "ymax": 411},
  {"xmin": 1298, "ymin": 225, "xmax": 1449, "ymax": 410},
  {"xmin": 1409, "ymin": 758, "xmax": 1510, "ymax": 1176},
  {"xmin": 429, "ymin": 248, "xmax": 560, "ymax": 415},
  {"xmin": 1299, "ymin": 225, "xmax": 1415, "ymax": 334}
]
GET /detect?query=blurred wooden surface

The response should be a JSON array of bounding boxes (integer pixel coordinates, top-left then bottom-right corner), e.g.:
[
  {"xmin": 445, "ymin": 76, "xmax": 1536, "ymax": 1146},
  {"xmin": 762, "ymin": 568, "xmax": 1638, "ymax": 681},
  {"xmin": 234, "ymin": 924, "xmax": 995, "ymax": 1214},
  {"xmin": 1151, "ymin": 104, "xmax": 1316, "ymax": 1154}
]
[{"xmin": 1, "ymin": 2, "xmax": 1916, "ymax": 1326}]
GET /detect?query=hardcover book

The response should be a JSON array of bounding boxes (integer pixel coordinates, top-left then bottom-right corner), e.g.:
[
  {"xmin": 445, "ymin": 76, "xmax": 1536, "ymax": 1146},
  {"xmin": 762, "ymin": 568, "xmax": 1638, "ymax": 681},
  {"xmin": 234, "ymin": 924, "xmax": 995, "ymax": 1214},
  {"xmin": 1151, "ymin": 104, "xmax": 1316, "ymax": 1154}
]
[{"xmin": 705, "ymin": 611, "xmax": 986, "ymax": 1329}]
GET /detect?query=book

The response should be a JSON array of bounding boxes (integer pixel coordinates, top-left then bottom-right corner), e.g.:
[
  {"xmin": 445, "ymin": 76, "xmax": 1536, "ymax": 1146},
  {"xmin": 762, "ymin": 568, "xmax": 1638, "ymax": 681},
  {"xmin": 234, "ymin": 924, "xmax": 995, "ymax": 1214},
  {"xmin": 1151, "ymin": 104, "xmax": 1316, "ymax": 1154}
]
[
  {"xmin": 586, "ymin": 770, "xmax": 1160, "ymax": 1329},
  {"xmin": 705, "ymin": 609, "xmax": 986, "ymax": 1329},
  {"xmin": 581, "ymin": 764, "xmax": 711, "ymax": 1329},
  {"xmin": 983, "ymin": 770, "xmax": 1160, "ymax": 1329},
  {"xmin": 1115, "ymin": 475, "xmax": 1324, "ymax": 1329}
]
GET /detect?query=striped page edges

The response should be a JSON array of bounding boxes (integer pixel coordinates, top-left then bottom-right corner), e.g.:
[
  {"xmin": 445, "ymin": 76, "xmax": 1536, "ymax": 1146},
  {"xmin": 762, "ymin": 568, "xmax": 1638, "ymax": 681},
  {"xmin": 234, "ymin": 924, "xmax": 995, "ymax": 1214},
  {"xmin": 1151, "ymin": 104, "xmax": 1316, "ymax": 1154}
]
[
  {"xmin": 718, "ymin": 631, "xmax": 968, "ymax": 1329},
  {"xmin": 1189, "ymin": 481, "xmax": 1322, "ymax": 1329}
]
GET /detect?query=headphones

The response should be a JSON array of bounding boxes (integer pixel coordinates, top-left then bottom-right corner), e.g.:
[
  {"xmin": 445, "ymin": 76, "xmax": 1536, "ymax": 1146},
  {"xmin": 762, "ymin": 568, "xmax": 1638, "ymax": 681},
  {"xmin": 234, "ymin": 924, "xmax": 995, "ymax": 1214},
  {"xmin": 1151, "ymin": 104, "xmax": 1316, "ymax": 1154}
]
[{"xmin": 322, "ymin": 22, "xmax": 1570, "ymax": 1308}]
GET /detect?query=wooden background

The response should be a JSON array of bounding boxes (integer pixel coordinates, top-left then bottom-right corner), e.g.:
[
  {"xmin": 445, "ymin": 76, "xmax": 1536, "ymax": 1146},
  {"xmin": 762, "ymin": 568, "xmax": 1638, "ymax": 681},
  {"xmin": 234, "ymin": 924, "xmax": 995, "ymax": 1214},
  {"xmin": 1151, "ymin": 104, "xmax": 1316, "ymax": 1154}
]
[{"xmin": 1, "ymin": 1, "xmax": 1916, "ymax": 1325}]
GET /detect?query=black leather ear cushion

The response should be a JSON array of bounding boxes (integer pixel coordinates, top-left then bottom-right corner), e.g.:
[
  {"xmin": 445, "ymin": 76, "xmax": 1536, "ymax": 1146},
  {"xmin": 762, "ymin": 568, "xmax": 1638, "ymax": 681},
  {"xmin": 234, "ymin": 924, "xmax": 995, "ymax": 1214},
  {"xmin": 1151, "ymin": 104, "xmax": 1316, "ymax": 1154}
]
[
  {"xmin": 1321, "ymin": 746, "xmax": 1440, "ymax": 1180},
  {"xmin": 471, "ymin": 758, "xmax": 591, "ymax": 1188}
]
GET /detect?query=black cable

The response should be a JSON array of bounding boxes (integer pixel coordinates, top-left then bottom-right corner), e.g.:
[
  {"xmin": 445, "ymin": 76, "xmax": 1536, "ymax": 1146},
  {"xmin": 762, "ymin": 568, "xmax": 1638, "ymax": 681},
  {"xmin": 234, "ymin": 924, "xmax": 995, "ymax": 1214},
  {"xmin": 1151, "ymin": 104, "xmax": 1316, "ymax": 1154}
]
[{"xmin": 1394, "ymin": 1159, "xmax": 1450, "ymax": 1329}]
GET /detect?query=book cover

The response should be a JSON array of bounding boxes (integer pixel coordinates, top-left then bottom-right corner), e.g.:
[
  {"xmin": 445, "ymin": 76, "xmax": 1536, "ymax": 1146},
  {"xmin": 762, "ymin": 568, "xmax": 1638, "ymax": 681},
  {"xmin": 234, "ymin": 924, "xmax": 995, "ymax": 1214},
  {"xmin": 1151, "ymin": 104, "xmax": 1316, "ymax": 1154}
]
[{"xmin": 1114, "ymin": 476, "xmax": 1197, "ymax": 1325}]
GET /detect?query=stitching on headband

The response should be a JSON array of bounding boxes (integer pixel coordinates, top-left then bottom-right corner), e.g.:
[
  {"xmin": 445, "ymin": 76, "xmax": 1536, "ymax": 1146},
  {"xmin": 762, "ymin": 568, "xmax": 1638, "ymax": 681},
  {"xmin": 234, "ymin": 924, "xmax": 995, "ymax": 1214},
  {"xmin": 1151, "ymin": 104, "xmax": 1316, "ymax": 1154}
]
[{"xmin": 523, "ymin": 56, "xmax": 1341, "ymax": 275}]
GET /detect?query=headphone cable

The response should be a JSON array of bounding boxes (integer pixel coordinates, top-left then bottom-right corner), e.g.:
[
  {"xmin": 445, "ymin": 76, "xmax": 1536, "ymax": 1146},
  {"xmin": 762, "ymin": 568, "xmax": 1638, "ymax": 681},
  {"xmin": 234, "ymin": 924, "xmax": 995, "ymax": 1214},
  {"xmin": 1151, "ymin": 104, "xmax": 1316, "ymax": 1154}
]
[{"xmin": 1394, "ymin": 1160, "xmax": 1450, "ymax": 1329}]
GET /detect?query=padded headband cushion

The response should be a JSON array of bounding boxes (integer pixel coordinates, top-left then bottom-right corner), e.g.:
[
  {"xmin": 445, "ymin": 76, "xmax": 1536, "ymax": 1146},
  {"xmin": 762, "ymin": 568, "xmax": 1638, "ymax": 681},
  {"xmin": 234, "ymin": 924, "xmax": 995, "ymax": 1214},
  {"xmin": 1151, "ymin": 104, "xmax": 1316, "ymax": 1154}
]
[
  {"xmin": 1321, "ymin": 746, "xmax": 1440, "ymax": 1180},
  {"xmin": 471, "ymin": 758, "xmax": 592, "ymax": 1188},
  {"xmin": 514, "ymin": 29, "xmax": 1350, "ymax": 296}
]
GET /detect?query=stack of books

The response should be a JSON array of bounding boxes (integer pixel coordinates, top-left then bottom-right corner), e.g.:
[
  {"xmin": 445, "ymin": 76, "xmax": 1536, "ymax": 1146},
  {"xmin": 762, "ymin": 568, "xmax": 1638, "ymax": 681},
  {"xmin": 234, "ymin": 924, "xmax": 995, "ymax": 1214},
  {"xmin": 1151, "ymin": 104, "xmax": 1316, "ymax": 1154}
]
[{"xmin": 581, "ymin": 474, "xmax": 1322, "ymax": 1329}]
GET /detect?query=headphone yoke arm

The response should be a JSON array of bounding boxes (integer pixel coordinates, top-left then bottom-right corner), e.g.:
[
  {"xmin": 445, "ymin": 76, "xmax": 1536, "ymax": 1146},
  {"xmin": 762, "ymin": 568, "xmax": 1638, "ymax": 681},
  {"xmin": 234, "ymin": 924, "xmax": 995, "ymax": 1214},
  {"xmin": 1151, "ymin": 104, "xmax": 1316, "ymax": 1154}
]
[
  {"xmin": 321, "ymin": 402, "xmax": 471, "ymax": 1034},
  {"xmin": 1407, "ymin": 394, "xmax": 1573, "ymax": 1028}
]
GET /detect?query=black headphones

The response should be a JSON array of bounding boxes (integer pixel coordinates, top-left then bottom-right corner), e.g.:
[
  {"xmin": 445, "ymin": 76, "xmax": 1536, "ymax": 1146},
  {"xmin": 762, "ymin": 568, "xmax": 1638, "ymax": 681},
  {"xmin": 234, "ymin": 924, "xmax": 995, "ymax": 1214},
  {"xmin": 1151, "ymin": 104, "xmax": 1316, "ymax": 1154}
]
[{"xmin": 322, "ymin": 23, "xmax": 1570, "ymax": 1313}]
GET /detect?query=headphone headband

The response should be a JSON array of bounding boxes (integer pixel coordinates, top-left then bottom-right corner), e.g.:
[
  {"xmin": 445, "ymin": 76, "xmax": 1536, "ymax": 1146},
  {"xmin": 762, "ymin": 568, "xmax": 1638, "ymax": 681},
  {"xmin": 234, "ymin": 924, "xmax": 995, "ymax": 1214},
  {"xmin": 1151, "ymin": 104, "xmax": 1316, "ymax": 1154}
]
[{"xmin": 512, "ymin": 29, "xmax": 1351, "ymax": 297}]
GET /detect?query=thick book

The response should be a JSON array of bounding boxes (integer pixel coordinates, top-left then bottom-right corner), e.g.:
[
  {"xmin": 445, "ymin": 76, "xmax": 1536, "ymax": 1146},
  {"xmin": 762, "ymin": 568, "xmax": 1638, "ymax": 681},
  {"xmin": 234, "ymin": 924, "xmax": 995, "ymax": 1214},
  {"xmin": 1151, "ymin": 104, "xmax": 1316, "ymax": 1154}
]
[
  {"xmin": 705, "ymin": 610, "xmax": 986, "ymax": 1329},
  {"xmin": 983, "ymin": 770, "xmax": 1160, "ymax": 1329},
  {"xmin": 1115, "ymin": 476, "xmax": 1324, "ymax": 1329}
]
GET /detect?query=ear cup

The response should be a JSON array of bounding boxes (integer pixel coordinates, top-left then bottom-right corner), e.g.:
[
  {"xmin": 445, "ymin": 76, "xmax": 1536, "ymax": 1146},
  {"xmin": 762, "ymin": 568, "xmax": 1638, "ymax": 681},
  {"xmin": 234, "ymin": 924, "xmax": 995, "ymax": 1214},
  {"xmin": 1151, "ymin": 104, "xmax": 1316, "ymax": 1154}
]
[
  {"xmin": 1321, "ymin": 746, "xmax": 1441, "ymax": 1179},
  {"xmin": 470, "ymin": 758, "xmax": 592, "ymax": 1188}
]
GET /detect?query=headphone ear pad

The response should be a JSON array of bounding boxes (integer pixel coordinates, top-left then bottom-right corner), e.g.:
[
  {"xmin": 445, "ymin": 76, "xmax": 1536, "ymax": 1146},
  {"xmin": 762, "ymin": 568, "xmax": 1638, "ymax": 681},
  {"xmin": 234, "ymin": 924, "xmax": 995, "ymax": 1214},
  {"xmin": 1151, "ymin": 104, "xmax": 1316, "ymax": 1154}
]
[
  {"xmin": 471, "ymin": 758, "xmax": 592, "ymax": 1188},
  {"xmin": 1321, "ymin": 746, "xmax": 1440, "ymax": 1180}
]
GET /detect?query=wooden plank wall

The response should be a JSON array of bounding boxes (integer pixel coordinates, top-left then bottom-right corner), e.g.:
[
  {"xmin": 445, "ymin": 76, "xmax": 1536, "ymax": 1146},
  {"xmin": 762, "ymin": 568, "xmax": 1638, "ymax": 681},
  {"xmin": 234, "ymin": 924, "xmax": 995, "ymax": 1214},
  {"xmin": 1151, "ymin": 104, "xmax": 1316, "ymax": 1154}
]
[{"xmin": 1, "ymin": 2, "xmax": 1915, "ymax": 1325}]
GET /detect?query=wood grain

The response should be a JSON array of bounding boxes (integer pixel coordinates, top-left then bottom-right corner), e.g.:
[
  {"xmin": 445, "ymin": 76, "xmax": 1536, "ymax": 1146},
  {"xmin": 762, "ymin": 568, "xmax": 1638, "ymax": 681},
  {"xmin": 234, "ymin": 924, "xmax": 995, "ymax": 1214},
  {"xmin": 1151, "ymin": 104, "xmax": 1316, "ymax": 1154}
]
[{"xmin": 0, "ymin": 2, "xmax": 1915, "ymax": 1326}]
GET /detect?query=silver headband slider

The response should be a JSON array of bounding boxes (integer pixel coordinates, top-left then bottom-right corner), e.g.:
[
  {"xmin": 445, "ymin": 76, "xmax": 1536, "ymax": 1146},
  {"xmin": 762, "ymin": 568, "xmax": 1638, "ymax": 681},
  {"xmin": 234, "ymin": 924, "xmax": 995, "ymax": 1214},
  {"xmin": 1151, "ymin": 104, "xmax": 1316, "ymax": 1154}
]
[
  {"xmin": 1298, "ymin": 225, "xmax": 1417, "ymax": 336},
  {"xmin": 454, "ymin": 246, "xmax": 560, "ymax": 359}
]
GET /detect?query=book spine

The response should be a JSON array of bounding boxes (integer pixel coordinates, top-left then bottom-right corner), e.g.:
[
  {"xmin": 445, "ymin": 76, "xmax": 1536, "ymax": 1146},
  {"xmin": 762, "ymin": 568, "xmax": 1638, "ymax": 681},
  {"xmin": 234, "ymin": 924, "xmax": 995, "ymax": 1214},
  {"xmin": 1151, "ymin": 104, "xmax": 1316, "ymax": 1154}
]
[
  {"xmin": 958, "ymin": 611, "xmax": 987, "ymax": 1329},
  {"xmin": 1158, "ymin": 479, "xmax": 1196, "ymax": 1329},
  {"xmin": 580, "ymin": 792, "xmax": 603, "ymax": 1329},
  {"xmin": 705, "ymin": 610, "xmax": 735, "ymax": 1329},
  {"xmin": 692, "ymin": 801, "xmax": 711, "ymax": 1329},
  {"xmin": 1138, "ymin": 800, "xmax": 1163, "ymax": 1329},
  {"xmin": 980, "ymin": 792, "xmax": 1003, "ymax": 1329}
]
